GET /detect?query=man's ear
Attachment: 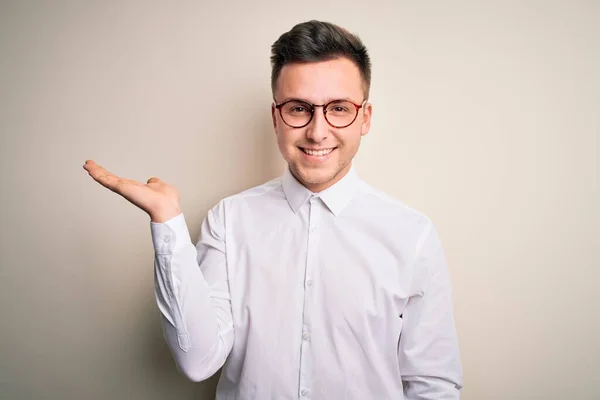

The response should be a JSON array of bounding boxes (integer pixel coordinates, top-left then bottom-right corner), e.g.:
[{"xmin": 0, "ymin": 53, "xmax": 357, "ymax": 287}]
[
  {"xmin": 360, "ymin": 102, "xmax": 372, "ymax": 136},
  {"xmin": 271, "ymin": 103, "xmax": 278, "ymax": 133}
]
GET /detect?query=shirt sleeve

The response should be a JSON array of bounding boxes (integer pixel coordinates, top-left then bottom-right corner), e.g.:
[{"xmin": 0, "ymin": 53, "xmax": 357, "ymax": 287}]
[
  {"xmin": 150, "ymin": 204, "xmax": 234, "ymax": 382},
  {"xmin": 399, "ymin": 221, "xmax": 463, "ymax": 399}
]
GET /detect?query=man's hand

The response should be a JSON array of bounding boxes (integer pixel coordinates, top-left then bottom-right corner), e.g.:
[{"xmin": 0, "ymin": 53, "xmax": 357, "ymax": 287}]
[{"xmin": 83, "ymin": 160, "xmax": 182, "ymax": 223}]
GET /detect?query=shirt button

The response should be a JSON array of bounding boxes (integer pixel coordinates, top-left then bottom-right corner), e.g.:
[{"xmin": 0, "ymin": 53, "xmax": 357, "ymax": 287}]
[
  {"xmin": 163, "ymin": 236, "xmax": 171, "ymax": 243},
  {"xmin": 301, "ymin": 389, "xmax": 309, "ymax": 396},
  {"xmin": 303, "ymin": 333, "xmax": 310, "ymax": 341},
  {"xmin": 305, "ymin": 280, "xmax": 313, "ymax": 288},
  {"xmin": 310, "ymin": 226, "xmax": 316, "ymax": 233}
]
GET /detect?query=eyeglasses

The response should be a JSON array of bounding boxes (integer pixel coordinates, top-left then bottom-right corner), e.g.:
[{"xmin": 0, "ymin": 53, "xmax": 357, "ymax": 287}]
[{"xmin": 274, "ymin": 98, "xmax": 366, "ymax": 129}]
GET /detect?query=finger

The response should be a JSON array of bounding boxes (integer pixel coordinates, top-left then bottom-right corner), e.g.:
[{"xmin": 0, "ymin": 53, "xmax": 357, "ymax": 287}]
[
  {"xmin": 84, "ymin": 161, "xmax": 125, "ymax": 192},
  {"xmin": 84, "ymin": 161, "xmax": 114, "ymax": 181},
  {"xmin": 83, "ymin": 159, "xmax": 97, "ymax": 171},
  {"xmin": 147, "ymin": 177, "xmax": 161, "ymax": 184},
  {"xmin": 84, "ymin": 161, "xmax": 153, "ymax": 212},
  {"xmin": 83, "ymin": 160, "xmax": 107, "ymax": 175},
  {"xmin": 96, "ymin": 174, "xmax": 122, "ymax": 192}
]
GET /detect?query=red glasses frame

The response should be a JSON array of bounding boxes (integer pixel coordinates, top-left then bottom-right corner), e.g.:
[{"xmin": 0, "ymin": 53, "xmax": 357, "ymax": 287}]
[{"xmin": 274, "ymin": 99, "xmax": 365, "ymax": 129}]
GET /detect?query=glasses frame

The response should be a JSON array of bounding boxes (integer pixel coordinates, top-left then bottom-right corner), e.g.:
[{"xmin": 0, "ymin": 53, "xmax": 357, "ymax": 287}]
[{"xmin": 274, "ymin": 98, "xmax": 366, "ymax": 129}]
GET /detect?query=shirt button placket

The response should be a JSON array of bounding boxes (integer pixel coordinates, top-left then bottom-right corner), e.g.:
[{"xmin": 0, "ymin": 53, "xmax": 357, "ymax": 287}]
[{"xmin": 298, "ymin": 195, "xmax": 318, "ymax": 399}]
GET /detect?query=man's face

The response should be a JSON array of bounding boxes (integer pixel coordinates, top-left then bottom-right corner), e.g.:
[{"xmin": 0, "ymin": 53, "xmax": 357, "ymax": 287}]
[{"xmin": 272, "ymin": 57, "xmax": 372, "ymax": 192}]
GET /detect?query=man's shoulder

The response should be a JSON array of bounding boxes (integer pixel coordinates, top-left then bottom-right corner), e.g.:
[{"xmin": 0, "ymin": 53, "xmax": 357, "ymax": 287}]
[
  {"xmin": 232, "ymin": 176, "xmax": 283, "ymax": 200},
  {"xmin": 212, "ymin": 175, "xmax": 284, "ymax": 211},
  {"xmin": 356, "ymin": 180, "xmax": 433, "ymax": 227}
]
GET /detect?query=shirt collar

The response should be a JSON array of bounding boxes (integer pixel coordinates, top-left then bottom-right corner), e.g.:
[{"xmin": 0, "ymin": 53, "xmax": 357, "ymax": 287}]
[{"xmin": 281, "ymin": 165, "xmax": 361, "ymax": 216}]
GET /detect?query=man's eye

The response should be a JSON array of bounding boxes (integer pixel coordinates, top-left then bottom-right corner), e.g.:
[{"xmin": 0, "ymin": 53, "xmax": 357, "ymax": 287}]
[
  {"xmin": 330, "ymin": 106, "xmax": 350, "ymax": 113},
  {"xmin": 290, "ymin": 107, "xmax": 307, "ymax": 113}
]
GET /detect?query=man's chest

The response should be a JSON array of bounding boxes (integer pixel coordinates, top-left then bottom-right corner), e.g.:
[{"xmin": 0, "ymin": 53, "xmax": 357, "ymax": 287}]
[{"xmin": 224, "ymin": 213, "xmax": 416, "ymax": 333}]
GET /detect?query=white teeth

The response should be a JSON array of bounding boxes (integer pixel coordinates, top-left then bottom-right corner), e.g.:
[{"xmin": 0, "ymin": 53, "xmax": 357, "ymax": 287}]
[{"xmin": 303, "ymin": 148, "xmax": 334, "ymax": 156}]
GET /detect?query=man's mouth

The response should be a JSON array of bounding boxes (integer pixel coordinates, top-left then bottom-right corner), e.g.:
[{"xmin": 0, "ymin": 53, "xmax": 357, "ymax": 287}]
[{"xmin": 299, "ymin": 147, "xmax": 336, "ymax": 157}]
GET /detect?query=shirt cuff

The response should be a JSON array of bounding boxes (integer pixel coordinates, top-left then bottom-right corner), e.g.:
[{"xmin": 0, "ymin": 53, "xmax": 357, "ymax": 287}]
[{"xmin": 150, "ymin": 213, "xmax": 192, "ymax": 254}]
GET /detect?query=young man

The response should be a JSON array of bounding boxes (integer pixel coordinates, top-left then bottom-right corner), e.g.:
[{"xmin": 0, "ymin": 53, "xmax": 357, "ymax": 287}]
[{"xmin": 84, "ymin": 20, "xmax": 462, "ymax": 399}]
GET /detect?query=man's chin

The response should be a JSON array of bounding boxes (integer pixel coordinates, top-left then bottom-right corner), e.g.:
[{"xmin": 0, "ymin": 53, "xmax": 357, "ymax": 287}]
[{"xmin": 293, "ymin": 165, "xmax": 338, "ymax": 188}]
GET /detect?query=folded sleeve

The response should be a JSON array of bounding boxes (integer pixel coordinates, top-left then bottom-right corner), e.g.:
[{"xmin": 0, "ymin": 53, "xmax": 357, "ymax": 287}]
[
  {"xmin": 151, "ymin": 203, "xmax": 234, "ymax": 382},
  {"xmin": 399, "ymin": 221, "xmax": 463, "ymax": 399}
]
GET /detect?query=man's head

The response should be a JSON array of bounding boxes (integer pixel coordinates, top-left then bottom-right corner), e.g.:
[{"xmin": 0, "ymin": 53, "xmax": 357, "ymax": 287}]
[{"xmin": 270, "ymin": 20, "xmax": 372, "ymax": 193}]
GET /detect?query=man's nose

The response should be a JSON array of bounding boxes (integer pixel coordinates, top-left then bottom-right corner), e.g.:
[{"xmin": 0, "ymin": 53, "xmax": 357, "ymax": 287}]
[{"xmin": 306, "ymin": 107, "xmax": 328, "ymax": 142}]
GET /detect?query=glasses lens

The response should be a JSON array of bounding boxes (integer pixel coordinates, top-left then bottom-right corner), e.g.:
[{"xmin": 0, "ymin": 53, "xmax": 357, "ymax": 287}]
[
  {"xmin": 280, "ymin": 100, "xmax": 312, "ymax": 127},
  {"xmin": 325, "ymin": 100, "xmax": 358, "ymax": 128}
]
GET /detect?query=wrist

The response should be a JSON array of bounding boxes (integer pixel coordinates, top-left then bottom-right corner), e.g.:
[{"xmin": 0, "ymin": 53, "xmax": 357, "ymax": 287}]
[{"xmin": 150, "ymin": 206, "xmax": 182, "ymax": 223}]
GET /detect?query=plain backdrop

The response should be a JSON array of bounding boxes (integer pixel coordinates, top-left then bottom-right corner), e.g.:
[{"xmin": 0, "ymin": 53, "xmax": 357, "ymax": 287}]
[{"xmin": 1, "ymin": 1, "xmax": 598, "ymax": 399}]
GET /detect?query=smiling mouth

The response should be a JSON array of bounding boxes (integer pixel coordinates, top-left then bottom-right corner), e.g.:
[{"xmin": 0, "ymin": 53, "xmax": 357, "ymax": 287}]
[{"xmin": 299, "ymin": 147, "xmax": 337, "ymax": 156}]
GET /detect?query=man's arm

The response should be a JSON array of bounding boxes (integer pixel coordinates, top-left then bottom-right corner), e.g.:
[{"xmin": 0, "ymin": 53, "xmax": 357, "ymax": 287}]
[
  {"xmin": 82, "ymin": 160, "xmax": 233, "ymax": 381},
  {"xmin": 151, "ymin": 203, "xmax": 234, "ymax": 382},
  {"xmin": 398, "ymin": 221, "xmax": 463, "ymax": 399}
]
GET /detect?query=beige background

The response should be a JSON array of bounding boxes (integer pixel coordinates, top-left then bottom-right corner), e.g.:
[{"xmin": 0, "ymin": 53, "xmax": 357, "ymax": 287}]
[{"xmin": 1, "ymin": 1, "xmax": 598, "ymax": 399}]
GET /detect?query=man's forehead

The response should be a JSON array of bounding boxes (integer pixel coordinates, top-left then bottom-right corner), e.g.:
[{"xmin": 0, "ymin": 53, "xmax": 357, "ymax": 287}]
[{"xmin": 275, "ymin": 58, "xmax": 364, "ymax": 102}]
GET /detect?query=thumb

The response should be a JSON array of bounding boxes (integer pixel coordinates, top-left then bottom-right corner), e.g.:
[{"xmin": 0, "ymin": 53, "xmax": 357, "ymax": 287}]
[{"xmin": 147, "ymin": 177, "xmax": 161, "ymax": 184}]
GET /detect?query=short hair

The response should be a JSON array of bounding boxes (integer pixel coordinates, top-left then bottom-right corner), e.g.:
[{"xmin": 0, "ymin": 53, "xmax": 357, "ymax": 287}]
[{"xmin": 270, "ymin": 20, "xmax": 372, "ymax": 98}]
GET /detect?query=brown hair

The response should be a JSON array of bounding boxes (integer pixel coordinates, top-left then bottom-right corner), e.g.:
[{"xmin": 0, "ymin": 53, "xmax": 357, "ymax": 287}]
[{"xmin": 270, "ymin": 20, "xmax": 371, "ymax": 98}]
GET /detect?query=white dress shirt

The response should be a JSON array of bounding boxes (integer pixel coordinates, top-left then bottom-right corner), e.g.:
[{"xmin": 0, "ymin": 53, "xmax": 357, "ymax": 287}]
[{"xmin": 151, "ymin": 165, "xmax": 463, "ymax": 400}]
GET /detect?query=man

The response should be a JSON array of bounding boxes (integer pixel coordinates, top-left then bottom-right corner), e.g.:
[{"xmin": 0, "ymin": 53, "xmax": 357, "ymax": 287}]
[{"xmin": 84, "ymin": 20, "xmax": 462, "ymax": 399}]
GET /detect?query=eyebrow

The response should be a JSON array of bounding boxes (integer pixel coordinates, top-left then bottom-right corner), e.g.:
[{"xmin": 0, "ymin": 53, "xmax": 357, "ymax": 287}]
[{"xmin": 277, "ymin": 97, "xmax": 356, "ymax": 104}]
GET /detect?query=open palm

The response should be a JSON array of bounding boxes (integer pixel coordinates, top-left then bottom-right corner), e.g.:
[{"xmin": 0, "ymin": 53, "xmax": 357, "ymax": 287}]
[{"xmin": 83, "ymin": 160, "xmax": 182, "ymax": 222}]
